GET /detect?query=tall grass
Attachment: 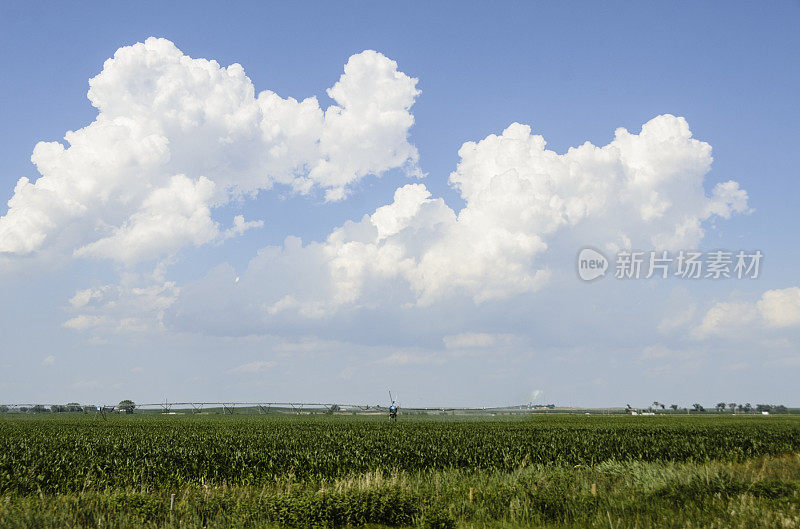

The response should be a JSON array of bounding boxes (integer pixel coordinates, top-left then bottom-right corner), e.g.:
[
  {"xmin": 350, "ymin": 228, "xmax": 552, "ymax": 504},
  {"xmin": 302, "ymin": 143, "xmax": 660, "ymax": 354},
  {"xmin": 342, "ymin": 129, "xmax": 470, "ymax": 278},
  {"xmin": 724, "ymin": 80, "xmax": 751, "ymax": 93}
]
[{"xmin": 1, "ymin": 454, "xmax": 799, "ymax": 527}]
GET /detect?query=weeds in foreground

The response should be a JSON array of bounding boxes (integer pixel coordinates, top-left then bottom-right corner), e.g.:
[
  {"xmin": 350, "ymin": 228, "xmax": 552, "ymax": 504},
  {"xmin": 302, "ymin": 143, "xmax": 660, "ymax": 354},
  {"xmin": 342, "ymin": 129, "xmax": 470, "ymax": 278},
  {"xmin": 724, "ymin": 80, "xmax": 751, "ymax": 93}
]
[{"xmin": 1, "ymin": 453, "xmax": 799, "ymax": 528}]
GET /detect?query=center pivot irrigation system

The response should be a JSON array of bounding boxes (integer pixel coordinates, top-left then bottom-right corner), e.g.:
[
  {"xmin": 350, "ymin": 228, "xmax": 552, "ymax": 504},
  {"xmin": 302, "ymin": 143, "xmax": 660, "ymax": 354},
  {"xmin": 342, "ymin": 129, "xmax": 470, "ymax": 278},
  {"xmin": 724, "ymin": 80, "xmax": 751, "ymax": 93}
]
[{"xmin": 1, "ymin": 392, "xmax": 546, "ymax": 418}]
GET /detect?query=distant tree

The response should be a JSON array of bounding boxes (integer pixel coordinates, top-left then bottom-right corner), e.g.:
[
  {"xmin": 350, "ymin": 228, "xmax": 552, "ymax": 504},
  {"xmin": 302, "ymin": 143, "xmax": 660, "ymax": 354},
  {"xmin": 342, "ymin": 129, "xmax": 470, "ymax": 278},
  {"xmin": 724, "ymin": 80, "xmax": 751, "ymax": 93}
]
[
  {"xmin": 693, "ymin": 403, "xmax": 706, "ymax": 412},
  {"xmin": 756, "ymin": 404, "xmax": 771, "ymax": 413},
  {"xmin": 31, "ymin": 404, "xmax": 47, "ymax": 413},
  {"xmin": 652, "ymin": 401, "xmax": 660, "ymax": 410},
  {"xmin": 66, "ymin": 403, "xmax": 82, "ymax": 412},
  {"xmin": 670, "ymin": 404, "xmax": 679, "ymax": 412},
  {"xmin": 19, "ymin": 406, "xmax": 28, "ymax": 413},
  {"xmin": 118, "ymin": 400, "xmax": 136, "ymax": 414},
  {"xmin": 744, "ymin": 403, "xmax": 752, "ymax": 413},
  {"xmin": 50, "ymin": 405, "xmax": 66, "ymax": 413},
  {"xmin": 0, "ymin": 405, "xmax": 8, "ymax": 413},
  {"xmin": 775, "ymin": 405, "xmax": 788, "ymax": 413},
  {"xmin": 728, "ymin": 403, "xmax": 737, "ymax": 413},
  {"xmin": 715, "ymin": 402, "xmax": 726, "ymax": 412}
]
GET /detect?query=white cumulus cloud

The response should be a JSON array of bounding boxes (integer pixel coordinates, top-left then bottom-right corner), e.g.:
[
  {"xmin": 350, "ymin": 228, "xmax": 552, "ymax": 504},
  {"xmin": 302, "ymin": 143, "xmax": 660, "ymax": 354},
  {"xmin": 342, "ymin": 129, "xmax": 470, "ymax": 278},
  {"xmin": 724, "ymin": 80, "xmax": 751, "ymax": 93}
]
[
  {"xmin": 0, "ymin": 38, "xmax": 419, "ymax": 264},
  {"xmin": 171, "ymin": 114, "xmax": 749, "ymax": 331},
  {"xmin": 693, "ymin": 287, "xmax": 800, "ymax": 338}
]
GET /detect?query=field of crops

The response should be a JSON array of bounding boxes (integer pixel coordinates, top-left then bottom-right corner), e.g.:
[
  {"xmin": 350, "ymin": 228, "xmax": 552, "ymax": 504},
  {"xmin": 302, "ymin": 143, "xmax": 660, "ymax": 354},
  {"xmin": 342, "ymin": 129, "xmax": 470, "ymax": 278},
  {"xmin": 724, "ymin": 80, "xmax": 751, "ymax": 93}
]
[{"xmin": 1, "ymin": 414, "xmax": 800, "ymax": 528}]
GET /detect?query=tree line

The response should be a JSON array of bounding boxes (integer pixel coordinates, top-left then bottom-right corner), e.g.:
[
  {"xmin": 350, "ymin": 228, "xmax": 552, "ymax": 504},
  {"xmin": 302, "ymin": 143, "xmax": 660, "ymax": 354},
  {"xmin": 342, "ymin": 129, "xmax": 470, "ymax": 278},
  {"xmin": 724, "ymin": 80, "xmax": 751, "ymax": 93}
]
[
  {"xmin": 0, "ymin": 400, "xmax": 136, "ymax": 414},
  {"xmin": 626, "ymin": 402, "xmax": 790, "ymax": 414}
]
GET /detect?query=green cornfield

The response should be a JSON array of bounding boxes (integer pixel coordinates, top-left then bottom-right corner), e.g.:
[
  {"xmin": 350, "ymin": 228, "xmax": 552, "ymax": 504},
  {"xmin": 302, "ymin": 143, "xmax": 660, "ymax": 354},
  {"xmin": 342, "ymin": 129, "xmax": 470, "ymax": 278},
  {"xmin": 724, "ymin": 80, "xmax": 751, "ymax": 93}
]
[{"xmin": 1, "ymin": 414, "xmax": 800, "ymax": 528}]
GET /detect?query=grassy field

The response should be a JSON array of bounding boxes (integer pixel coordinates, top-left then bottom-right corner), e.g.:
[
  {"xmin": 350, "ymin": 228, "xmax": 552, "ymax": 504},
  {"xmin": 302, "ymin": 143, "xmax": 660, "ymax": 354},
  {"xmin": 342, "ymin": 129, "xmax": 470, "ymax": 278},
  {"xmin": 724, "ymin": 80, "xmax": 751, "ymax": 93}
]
[{"xmin": 1, "ymin": 413, "xmax": 799, "ymax": 528}]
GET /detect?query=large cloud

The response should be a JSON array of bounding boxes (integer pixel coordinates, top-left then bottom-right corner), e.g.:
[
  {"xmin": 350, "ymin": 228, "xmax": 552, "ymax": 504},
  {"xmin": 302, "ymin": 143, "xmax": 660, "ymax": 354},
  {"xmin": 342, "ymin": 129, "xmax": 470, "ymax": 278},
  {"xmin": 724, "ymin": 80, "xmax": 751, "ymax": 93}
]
[
  {"xmin": 168, "ymin": 115, "xmax": 749, "ymax": 334},
  {"xmin": 0, "ymin": 39, "xmax": 749, "ymax": 338},
  {"xmin": 0, "ymin": 38, "xmax": 420, "ymax": 264}
]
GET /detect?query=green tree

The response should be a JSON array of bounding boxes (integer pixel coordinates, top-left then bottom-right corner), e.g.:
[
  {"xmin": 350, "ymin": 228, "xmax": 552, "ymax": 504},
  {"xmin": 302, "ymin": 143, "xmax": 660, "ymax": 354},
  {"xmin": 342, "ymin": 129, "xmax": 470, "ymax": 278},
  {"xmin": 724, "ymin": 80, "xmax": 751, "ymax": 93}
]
[{"xmin": 118, "ymin": 400, "xmax": 136, "ymax": 414}]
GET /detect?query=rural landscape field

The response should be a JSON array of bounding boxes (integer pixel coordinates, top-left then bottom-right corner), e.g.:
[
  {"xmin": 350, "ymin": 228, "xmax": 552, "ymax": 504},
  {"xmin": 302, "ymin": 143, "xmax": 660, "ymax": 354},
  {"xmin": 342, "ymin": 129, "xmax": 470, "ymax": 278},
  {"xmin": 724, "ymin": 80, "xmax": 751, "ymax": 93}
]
[
  {"xmin": 2, "ymin": 2, "xmax": 799, "ymax": 528},
  {"xmin": 2, "ymin": 412, "xmax": 800, "ymax": 528}
]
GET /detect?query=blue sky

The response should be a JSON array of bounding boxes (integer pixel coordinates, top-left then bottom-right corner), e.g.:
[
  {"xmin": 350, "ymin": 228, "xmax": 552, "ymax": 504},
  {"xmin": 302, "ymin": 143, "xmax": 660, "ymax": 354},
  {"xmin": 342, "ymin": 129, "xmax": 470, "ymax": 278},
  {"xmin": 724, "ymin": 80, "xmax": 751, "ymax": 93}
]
[{"xmin": 1, "ymin": 2, "xmax": 799, "ymax": 408}]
